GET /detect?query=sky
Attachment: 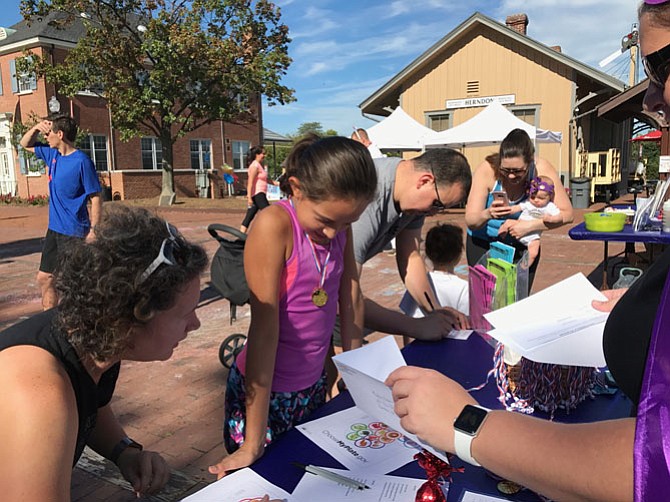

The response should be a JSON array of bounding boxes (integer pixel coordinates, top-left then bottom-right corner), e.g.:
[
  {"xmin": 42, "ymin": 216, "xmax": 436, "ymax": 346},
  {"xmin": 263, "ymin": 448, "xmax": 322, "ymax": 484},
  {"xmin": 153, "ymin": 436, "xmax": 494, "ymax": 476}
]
[{"xmin": 4, "ymin": 1, "xmax": 641, "ymax": 137}]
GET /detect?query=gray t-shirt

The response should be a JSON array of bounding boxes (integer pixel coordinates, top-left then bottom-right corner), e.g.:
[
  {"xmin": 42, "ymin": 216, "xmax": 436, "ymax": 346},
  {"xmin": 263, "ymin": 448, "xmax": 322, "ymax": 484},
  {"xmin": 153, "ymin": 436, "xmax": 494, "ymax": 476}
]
[{"xmin": 352, "ymin": 157, "xmax": 425, "ymax": 264}]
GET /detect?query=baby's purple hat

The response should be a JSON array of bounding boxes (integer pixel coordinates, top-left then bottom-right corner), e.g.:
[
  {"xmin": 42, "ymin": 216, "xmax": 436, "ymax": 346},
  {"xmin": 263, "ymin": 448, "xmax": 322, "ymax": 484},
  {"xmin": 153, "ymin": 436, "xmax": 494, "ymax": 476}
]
[{"xmin": 645, "ymin": 0, "xmax": 670, "ymax": 4}]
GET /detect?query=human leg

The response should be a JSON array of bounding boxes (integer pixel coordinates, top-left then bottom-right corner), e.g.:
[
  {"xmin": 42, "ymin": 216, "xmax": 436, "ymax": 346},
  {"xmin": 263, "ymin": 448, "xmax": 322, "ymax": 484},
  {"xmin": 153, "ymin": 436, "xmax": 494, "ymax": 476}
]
[
  {"xmin": 527, "ymin": 240, "xmax": 540, "ymax": 267},
  {"xmin": 239, "ymin": 204, "xmax": 259, "ymax": 233},
  {"xmin": 37, "ymin": 229, "xmax": 65, "ymax": 310}
]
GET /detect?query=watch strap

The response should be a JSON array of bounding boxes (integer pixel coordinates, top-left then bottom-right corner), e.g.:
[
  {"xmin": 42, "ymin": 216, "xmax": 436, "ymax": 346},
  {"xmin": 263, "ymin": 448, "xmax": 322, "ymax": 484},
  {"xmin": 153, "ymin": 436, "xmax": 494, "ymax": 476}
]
[
  {"xmin": 453, "ymin": 405, "xmax": 488, "ymax": 466},
  {"xmin": 110, "ymin": 437, "xmax": 143, "ymax": 465}
]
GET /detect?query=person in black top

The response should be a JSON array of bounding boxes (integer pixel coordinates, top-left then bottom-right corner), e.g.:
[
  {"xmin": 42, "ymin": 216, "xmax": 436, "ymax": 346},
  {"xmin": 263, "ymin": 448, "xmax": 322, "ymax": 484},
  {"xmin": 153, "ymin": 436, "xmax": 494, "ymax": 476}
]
[
  {"xmin": 0, "ymin": 204, "xmax": 207, "ymax": 500},
  {"xmin": 384, "ymin": 5, "xmax": 670, "ymax": 496}
]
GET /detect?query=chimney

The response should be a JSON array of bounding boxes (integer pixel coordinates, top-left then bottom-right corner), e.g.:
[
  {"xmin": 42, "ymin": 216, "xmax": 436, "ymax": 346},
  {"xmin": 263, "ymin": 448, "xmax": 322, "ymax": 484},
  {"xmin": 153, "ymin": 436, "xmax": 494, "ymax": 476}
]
[
  {"xmin": 550, "ymin": 45, "xmax": 562, "ymax": 53},
  {"xmin": 506, "ymin": 14, "xmax": 528, "ymax": 36}
]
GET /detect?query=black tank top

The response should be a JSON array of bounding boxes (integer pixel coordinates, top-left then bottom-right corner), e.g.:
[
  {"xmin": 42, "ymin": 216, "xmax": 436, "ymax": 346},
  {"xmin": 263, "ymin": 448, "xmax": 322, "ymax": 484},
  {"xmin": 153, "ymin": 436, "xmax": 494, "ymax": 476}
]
[
  {"xmin": 603, "ymin": 247, "xmax": 669, "ymax": 405},
  {"xmin": 0, "ymin": 310, "xmax": 120, "ymax": 465}
]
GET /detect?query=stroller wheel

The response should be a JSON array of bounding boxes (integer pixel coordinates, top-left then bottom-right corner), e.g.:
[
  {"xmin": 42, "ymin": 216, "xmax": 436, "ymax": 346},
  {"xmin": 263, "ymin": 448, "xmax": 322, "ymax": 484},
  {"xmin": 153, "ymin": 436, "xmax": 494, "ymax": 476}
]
[{"xmin": 219, "ymin": 333, "xmax": 247, "ymax": 368}]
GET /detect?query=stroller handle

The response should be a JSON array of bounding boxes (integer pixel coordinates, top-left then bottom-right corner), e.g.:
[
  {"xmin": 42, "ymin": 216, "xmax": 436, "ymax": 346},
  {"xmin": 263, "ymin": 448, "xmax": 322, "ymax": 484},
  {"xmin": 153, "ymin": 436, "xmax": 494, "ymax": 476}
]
[{"xmin": 207, "ymin": 223, "xmax": 247, "ymax": 243}]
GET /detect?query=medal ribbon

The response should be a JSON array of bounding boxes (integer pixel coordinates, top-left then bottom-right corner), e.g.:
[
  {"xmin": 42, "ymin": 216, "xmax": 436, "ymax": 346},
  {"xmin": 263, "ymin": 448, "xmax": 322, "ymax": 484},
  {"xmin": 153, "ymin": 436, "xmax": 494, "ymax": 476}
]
[{"xmin": 305, "ymin": 231, "xmax": 331, "ymax": 292}]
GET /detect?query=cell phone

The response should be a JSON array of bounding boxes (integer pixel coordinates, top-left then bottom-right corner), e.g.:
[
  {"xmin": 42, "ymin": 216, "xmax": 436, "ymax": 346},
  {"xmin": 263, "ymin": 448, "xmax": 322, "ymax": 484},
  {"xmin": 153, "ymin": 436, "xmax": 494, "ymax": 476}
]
[{"xmin": 492, "ymin": 191, "xmax": 509, "ymax": 206}]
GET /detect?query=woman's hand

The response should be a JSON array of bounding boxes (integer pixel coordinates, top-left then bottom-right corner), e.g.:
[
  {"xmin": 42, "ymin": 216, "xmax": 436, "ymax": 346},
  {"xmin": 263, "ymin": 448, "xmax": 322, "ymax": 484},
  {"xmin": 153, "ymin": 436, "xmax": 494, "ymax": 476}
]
[
  {"xmin": 208, "ymin": 444, "xmax": 265, "ymax": 480},
  {"xmin": 386, "ymin": 366, "xmax": 476, "ymax": 453},
  {"xmin": 116, "ymin": 448, "xmax": 171, "ymax": 496},
  {"xmin": 592, "ymin": 288, "xmax": 628, "ymax": 313},
  {"xmin": 488, "ymin": 200, "xmax": 513, "ymax": 220},
  {"xmin": 498, "ymin": 219, "xmax": 536, "ymax": 239}
]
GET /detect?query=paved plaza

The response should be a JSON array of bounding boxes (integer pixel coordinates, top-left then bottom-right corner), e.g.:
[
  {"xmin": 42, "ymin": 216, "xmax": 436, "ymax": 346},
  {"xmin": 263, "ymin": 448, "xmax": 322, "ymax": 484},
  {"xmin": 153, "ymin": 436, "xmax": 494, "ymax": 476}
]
[{"xmin": 0, "ymin": 198, "xmax": 637, "ymax": 501}]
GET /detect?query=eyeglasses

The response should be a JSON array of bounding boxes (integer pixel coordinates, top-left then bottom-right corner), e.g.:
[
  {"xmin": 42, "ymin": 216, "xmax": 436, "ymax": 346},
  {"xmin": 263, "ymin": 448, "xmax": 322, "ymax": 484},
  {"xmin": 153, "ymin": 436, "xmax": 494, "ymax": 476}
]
[
  {"xmin": 139, "ymin": 222, "xmax": 182, "ymax": 284},
  {"xmin": 642, "ymin": 42, "xmax": 670, "ymax": 89},
  {"xmin": 499, "ymin": 167, "xmax": 527, "ymax": 177},
  {"xmin": 430, "ymin": 167, "xmax": 447, "ymax": 211}
]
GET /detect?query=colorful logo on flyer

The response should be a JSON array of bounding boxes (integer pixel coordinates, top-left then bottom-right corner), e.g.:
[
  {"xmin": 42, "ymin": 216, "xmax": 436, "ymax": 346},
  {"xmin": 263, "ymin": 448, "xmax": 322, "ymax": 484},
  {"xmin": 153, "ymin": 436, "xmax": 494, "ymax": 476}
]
[{"xmin": 346, "ymin": 421, "xmax": 419, "ymax": 449}]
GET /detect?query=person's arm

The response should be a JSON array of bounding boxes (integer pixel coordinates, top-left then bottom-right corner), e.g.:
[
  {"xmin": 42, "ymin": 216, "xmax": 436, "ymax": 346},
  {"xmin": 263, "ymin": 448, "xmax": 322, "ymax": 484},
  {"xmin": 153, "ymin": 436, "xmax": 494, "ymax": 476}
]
[
  {"xmin": 0, "ymin": 346, "xmax": 78, "ymax": 501},
  {"xmin": 465, "ymin": 161, "xmax": 512, "ymax": 229},
  {"xmin": 86, "ymin": 404, "xmax": 170, "ymax": 496},
  {"xmin": 387, "ymin": 366, "xmax": 634, "ymax": 502},
  {"xmin": 246, "ymin": 163, "xmax": 258, "ymax": 205},
  {"xmin": 338, "ymin": 227, "xmax": 364, "ymax": 352},
  {"xmin": 19, "ymin": 120, "xmax": 51, "ymax": 153},
  {"xmin": 209, "ymin": 206, "xmax": 288, "ymax": 478},
  {"xmin": 508, "ymin": 203, "xmax": 523, "ymax": 215},
  {"xmin": 86, "ymin": 193, "xmax": 102, "ymax": 242}
]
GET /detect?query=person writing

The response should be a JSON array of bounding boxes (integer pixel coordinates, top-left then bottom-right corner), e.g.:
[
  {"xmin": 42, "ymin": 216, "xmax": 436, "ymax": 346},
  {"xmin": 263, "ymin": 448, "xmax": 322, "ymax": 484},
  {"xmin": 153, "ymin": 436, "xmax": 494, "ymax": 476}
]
[
  {"xmin": 240, "ymin": 145, "xmax": 279, "ymax": 234},
  {"xmin": 464, "ymin": 128, "xmax": 572, "ymax": 288},
  {"xmin": 20, "ymin": 115, "xmax": 102, "ymax": 309},
  {"xmin": 209, "ymin": 136, "xmax": 377, "ymax": 477},
  {"xmin": 0, "ymin": 205, "xmax": 208, "ymax": 499},
  {"xmin": 386, "ymin": 5, "xmax": 670, "ymax": 497}
]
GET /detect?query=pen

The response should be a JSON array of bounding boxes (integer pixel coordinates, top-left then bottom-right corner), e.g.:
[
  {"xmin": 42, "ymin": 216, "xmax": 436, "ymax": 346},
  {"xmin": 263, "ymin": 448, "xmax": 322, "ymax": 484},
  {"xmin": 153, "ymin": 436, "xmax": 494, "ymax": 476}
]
[{"xmin": 292, "ymin": 462, "xmax": 370, "ymax": 490}]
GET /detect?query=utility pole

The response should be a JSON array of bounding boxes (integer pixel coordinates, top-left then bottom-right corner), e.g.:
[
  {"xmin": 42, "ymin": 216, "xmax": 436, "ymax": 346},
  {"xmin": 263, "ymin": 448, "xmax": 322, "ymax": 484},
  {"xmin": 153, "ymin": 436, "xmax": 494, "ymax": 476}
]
[{"xmin": 622, "ymin": 24, "xmax": 639, "ymax": 87}]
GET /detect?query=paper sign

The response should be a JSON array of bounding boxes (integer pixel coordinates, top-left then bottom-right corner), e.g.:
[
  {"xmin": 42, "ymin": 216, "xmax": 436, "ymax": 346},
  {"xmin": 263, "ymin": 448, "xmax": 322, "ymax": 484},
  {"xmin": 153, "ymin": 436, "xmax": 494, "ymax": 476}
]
[
  {"xmin": 484, "ymin": 273, "xmax": 608, "ymax": 366},
  {"xmin": 180, "ymin": 468, "xmax": 291, "ymax": 502},
  {"xmin": 332, "ymin": 336, "xmax": 449, "ymax": 461}
]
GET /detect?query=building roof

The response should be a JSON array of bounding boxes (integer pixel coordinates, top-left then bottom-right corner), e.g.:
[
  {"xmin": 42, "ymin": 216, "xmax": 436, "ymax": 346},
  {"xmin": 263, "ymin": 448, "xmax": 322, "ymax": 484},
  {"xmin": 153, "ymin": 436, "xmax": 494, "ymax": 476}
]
[
  {"xmin": 360, "ymin": 11, "xmax": 626, "ymax": 117},
  {"xmin": 0, "ymin": 11, "xmax": 85, "ymax": 52},
  {"xmin": 263, "ymin": 127, "xmax": 291, "ymax": 143},
  {"xmin": 597, "ymin": 79, "xmax": 665, "ymax": 128}
]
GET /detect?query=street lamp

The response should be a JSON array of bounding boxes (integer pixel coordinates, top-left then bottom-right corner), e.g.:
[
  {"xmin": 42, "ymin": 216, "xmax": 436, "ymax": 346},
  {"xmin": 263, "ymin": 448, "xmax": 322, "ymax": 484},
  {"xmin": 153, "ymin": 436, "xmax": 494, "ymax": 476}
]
[{"xmin": 48, "ymin": 95, "xmax": 61, "ymax": 114}]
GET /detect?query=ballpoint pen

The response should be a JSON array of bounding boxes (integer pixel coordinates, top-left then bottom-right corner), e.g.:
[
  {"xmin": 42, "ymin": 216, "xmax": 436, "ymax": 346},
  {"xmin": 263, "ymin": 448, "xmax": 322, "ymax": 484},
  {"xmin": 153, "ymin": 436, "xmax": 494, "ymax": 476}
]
[{"xmin": 292, "ymin": 462, "xmax": 371, "ymax": 490}]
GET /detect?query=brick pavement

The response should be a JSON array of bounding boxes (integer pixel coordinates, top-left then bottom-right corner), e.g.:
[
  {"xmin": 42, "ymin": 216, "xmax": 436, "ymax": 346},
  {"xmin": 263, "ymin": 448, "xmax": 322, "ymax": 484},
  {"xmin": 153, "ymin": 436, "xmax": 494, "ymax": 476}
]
[{"xmin": 0, "ymin": 199, "xmax": 643, "ymax": 501}]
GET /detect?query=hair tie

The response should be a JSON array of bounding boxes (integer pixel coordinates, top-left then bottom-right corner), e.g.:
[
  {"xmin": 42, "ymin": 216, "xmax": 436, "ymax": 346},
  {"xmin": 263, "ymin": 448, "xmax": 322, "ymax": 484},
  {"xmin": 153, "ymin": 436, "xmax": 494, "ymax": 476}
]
[{"xmin": 529, "ymin": 177, "xmax": 555, "ymax": 195}]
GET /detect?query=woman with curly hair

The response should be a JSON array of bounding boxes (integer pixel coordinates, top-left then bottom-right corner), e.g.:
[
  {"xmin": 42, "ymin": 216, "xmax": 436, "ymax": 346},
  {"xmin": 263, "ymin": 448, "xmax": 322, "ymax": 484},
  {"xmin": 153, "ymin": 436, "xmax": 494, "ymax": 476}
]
[{"xmin": 0, "ymin": 204, "xmax": 208, "ymax": 500}]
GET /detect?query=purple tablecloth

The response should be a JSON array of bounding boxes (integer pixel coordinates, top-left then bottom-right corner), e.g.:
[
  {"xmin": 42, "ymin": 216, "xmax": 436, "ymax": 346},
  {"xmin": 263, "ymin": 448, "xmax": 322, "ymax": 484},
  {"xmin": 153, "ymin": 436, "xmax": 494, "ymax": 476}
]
[
  {"xmin": 569, "ymin": 222, "xmax": 670, "ymax": 244},
  {"xmin": 251, "ymin": 335, "xmax": 632, "ymax": 501}
]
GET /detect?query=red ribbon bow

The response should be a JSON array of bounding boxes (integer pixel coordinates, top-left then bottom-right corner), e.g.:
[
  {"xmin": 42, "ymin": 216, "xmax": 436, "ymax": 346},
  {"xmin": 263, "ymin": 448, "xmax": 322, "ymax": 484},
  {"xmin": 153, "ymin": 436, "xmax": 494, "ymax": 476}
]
[{"xmin": 414, "ymin": 451, "xmax": 464, "ymax": 502}]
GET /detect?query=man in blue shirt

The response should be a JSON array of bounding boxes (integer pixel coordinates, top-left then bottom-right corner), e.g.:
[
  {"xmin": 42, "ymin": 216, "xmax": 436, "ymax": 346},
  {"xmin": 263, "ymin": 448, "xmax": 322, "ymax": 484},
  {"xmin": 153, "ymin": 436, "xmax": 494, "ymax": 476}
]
[{"xmin": 20, "ymin": 115, "xmax": 101, "ymax": 309}]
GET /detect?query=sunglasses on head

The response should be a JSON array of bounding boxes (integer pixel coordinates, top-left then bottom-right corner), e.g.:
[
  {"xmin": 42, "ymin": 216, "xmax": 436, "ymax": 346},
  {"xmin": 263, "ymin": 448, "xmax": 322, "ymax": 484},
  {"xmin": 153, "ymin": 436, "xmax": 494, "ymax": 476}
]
[
  {"xmin": 139, "ymin": 222, "xmax": 182, "ymax": 284},
  {"xmin": 643, "ymin": 42, "xmax": 670, "ymax": 89}
]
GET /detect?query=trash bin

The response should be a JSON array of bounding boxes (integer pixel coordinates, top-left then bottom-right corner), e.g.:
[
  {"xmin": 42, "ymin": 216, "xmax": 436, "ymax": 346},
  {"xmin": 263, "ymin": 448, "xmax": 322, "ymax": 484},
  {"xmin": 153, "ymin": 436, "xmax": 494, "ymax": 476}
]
[{"xmin": 570, "ymin": 177, "xmax": 591, "ymax": 209}]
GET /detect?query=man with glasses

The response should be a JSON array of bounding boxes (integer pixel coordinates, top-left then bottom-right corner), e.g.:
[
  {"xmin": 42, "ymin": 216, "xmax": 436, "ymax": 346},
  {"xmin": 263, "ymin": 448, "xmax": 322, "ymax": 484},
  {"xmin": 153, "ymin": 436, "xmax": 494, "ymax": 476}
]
[
  {"xmin": 350, "ymin": 148, "xmax": 472, "ymax": 339},
  {"xmin": 20, "ymin": 115, "xmax": 101, "ymax": 309}
]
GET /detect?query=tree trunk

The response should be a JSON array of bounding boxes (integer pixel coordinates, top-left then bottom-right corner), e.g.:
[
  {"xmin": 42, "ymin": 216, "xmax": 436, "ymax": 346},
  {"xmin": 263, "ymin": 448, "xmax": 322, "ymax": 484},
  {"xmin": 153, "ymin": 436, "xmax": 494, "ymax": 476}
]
[{"xmin": 158, "ymin": 131, "xmax": 176, "ymax": 206}]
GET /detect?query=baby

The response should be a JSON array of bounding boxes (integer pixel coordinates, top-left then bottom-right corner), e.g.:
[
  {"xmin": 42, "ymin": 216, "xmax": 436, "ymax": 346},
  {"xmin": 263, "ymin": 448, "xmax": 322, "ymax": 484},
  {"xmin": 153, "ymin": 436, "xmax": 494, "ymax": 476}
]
[{"xmin": 508, "ymin": 176, "xmax": 562, "ymax": 266}]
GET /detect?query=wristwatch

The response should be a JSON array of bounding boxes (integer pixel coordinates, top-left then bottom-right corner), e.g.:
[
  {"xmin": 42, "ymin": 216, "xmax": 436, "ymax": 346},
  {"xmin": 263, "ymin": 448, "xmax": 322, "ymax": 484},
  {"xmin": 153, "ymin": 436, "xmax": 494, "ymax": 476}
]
[
  {"xmin": 453, "ymin": 404, "xmax": 489, "ymax": 466},
  {"xmin": 110, "ymin": 437, "xmax": 143, "ymax": 465}
]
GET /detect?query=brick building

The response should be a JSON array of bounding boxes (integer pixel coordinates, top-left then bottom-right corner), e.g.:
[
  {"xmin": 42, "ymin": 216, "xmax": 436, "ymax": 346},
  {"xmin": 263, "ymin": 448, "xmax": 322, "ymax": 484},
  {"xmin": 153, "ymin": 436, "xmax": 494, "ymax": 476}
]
[{"xmin": 0, "ymin": 14, "xmax": 262, "ymax": 200}]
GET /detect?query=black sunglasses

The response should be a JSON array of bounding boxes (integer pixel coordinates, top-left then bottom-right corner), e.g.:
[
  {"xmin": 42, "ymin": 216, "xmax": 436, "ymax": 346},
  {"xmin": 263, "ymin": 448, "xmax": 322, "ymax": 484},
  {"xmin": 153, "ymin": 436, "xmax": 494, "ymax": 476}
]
[
  {"xmin": 430, "ymin": 167, "xmax": 447, "ymax": 211},
  {"xmin": 643, "ymin": 41, "xmax": 670, "ymax": 88}
]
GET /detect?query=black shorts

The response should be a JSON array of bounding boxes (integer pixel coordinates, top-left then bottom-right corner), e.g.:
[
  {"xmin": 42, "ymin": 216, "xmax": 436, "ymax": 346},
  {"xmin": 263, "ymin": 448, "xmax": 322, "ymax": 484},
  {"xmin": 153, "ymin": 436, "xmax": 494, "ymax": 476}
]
[{"xmin": 39, "ymin": 229, "xmax": 79, "ymax": 274}]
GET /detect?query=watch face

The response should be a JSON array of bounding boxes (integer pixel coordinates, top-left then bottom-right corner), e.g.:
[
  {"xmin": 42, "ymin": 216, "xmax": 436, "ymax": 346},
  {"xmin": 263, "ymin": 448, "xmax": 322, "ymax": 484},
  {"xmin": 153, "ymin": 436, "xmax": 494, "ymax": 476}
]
[{"xmin": 454, "ymin": 405, "xmax": 488, "ymax": 435}]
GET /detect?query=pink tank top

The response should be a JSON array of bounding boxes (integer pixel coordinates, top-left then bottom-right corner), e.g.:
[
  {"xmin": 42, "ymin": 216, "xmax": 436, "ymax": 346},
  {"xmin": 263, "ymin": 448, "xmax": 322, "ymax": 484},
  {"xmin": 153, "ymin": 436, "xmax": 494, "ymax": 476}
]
[
  {"xmin": 236, "ymin": 198, "xmax": 347, "ymax": 392},
  {"xmin": 250, "ymin": 161, "xmax": 268, "ymax": 196}
]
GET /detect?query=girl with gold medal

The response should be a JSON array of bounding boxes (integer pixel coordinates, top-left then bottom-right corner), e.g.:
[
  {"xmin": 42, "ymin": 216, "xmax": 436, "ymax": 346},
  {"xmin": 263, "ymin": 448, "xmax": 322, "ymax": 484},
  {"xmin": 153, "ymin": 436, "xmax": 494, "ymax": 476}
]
[{"xmin": 211, "ymin": 135, "xmax": 378, "ymax": 478}]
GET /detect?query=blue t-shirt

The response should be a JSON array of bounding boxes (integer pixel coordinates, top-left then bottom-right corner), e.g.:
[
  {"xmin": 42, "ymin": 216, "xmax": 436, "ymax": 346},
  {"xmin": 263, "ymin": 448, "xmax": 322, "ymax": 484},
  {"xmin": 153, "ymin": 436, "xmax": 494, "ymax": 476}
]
[{"xmin": 35, "ymin": 144, "xmax": 101, "ymax": 237}]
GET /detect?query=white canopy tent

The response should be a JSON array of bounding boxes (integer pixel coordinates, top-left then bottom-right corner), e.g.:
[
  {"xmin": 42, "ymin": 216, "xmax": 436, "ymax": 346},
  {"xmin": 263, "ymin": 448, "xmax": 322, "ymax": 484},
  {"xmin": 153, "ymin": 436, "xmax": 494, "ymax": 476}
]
[
  {"xmin": 365, "ymin": 106, "xmax": 440, "ymax": 151},
  {"xmin": 422, "ymin": 101, "xmax": 563, "ymax": 177}
]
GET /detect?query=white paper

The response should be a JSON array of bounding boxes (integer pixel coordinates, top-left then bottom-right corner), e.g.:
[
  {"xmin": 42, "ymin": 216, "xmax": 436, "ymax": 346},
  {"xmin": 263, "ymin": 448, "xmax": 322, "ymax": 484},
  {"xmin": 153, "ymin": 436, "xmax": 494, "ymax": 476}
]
[
  {"xmin": 291, "ymin": 467, "xmax": 428, "ymax": 501},
  {"xmin": 332, "ymin": 336, "xmax": 449, "ymax": 461},
  {"xmin": 448, "ymin": 329, "xmax": 473, "ymax": 340},
  {"xmin": 297, "ymin": 407, "xmax": 420, "ymax": 473},
  {"xmin": 180, "ymin": 468, "xmax": 291, "ymax": 502},
  {"xmin": 459, "ymin": 491, "xmax": 508, "ymax": 502},
  {"xmin": 483, "ymin": 273, "xmax": 608, "ymax": 366}
]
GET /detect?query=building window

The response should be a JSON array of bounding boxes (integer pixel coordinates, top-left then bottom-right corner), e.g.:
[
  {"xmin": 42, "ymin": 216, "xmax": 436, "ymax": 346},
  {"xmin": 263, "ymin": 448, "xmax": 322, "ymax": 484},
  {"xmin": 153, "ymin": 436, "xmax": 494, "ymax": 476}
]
[
  {"xmin": 10, "ymin": 58, "xmax": 37, "ymax": 94},
  {"xmin": 190, "ymin": 139, "xmax": 212, "ymax": 170},
  {"xmin": 231, "ymin": 140, "xmax": 251, "ymax": 171},
  {"xmin": 426, "ymin": 112, "xmax": 452, "ymax": 132},
  {"xmin": 80, "ymin": 134, "xmax": 108, "ymax": 172},
  {"xmin": 18, "ymin": 147, "xmax": 46, "ymax": 176},
  {"xmin": 510, "ymin": 107, "xmax": 538, "ymax": 126},
  {"xmin": 141, "ymin": 137, "xmax": 162, "ymax": 170}
]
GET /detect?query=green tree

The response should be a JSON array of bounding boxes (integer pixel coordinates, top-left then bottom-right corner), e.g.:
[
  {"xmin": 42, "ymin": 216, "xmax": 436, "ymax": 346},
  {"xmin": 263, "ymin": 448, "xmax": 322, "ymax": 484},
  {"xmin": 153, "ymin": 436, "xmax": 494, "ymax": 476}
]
[
  {"xmin": 294, "ymin": 121, "xmax": 324, "ymax": 138},
  {"xmin": 19, "ymin": 0, "xmax": 294, "ymax": 205}
]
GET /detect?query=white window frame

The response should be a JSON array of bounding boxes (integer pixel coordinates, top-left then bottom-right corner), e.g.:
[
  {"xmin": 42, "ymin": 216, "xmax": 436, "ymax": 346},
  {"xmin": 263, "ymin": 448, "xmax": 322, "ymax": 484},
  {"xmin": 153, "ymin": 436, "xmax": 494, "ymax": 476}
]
[
  {"xmin": 425, "ymin": 111, "xmax": 452, "ymax": 132},
  {"xmin": 80, "ymin": 134, "xmax": 109, "ymax": 171},
  {"xmin": 231, "ymin": 140, "xmax": 251, "ymax": 171},
  {"xmin": 190, "ymin": 139, "xmax": 212, "ymax": 170},
  {"xmin": 141, "ymin": 137, "xmax": 162, "ymax": 170}
]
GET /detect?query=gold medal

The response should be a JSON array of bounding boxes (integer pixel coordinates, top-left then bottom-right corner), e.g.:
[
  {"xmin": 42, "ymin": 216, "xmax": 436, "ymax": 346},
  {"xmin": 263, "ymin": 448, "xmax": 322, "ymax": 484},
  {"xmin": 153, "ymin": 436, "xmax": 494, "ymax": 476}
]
[
  {"xmin": 311, "ymin": 288, "xmax": 328, "ymax": 307},
  {"xmin": 497, "ymin": 480, "xmax": 523, "ymax": 495}
]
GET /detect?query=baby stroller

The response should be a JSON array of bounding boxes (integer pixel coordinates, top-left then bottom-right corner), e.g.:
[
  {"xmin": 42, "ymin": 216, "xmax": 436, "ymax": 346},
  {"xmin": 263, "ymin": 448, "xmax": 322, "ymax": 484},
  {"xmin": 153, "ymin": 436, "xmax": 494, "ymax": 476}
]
[{"xmin": 208, "ymin": 223, "xmax": 249, "ymax": 369}]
